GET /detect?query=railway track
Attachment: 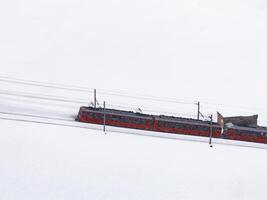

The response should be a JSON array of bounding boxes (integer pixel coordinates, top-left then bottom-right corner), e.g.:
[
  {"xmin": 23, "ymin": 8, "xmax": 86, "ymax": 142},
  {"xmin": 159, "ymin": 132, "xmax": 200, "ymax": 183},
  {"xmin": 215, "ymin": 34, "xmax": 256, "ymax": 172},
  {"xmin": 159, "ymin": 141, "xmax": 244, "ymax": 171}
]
[
  {"xmin": 1, "ymin": 110, "xmax": 267, "ymax": 150},
  {"xmin": 0, "ymin": 111, "xmax": 102, "ymax": 130}
]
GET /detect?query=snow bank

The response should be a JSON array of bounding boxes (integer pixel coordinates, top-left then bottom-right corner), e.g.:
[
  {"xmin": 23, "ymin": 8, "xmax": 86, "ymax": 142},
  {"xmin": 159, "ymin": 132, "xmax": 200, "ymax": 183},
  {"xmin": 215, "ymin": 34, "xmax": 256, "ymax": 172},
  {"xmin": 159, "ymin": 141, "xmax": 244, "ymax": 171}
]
[{"xmin": 0, "ymin": 120, "xmax": 267, "ymax": 200}]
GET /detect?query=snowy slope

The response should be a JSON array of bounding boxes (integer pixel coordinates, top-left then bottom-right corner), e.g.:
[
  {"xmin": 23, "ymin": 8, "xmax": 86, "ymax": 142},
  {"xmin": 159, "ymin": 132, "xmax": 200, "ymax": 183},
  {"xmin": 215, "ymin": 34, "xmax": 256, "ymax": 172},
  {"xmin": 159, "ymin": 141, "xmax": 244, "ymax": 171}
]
[
  {"xmin": 1, "ymin": 0, "xmax": 267, "ymax": 121},
  {"xmin": 1, "ymin": 0, "xmax": 267, "ymax": 199},
  {"xmin": 1, "ymin": 86, "xmax": 267, "ymax": 199},
  {"xmin": 1, "ymin": 119, "xmax": 267, "ymax": 200},
  {"xmin": 0, "ymin": 93, "xmax": 267, "ymax": 199}
]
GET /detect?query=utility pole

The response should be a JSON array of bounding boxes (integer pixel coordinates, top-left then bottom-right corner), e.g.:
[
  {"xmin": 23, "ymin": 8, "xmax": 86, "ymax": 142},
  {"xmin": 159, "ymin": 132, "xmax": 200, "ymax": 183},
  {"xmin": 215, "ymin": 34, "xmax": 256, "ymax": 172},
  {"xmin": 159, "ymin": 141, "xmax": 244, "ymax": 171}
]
[
  {"xmin": 94, "ymin": 89, "xmax": 97, "ymax": 108},
  {"xmin": 103, "ymin": 101, "xmax": 106, "ymax": 134},
  {"xmin": 209, "ymin": 114, "xmax": 213, "ymax": 147},
  {"xmin": 197, "ymin": 101, "xmax": 200, "ymax": 120}
]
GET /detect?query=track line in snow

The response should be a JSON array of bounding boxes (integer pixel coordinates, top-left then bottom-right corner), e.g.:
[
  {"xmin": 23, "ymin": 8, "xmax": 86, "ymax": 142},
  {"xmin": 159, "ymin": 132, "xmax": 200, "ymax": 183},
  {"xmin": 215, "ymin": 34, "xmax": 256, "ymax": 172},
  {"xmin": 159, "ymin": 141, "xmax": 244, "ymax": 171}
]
[
  {"xmin": 0, "ymin": 115, "xmax": 102, "ymax": 131},
  {"xmin": 0, "ymin": 111, "xmax": 74, "ymax": 121},
  {"xmin": 1, "ymin": 111, "xmax": 267, "ymax": 150}
]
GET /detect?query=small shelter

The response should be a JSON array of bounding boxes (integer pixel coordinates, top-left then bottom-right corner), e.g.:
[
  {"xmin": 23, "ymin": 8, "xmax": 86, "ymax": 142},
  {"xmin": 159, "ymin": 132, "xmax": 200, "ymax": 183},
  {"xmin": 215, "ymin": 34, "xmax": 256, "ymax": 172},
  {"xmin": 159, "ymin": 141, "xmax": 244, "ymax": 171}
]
[{"xmin": 217, "ymin": 112, "xmax": 258, "ymax": 128}]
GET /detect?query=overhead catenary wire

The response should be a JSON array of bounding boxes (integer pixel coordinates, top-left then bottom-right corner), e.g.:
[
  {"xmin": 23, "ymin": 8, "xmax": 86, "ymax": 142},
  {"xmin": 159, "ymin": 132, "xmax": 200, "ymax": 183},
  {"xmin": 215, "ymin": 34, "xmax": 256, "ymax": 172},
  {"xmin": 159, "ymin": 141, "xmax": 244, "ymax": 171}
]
[
  {"xmin": 201, "ymin": 104, "xmax": 267, "ymax": 113},
  {"xmin": 105, "ymin": 102, "xmax": 202, "ymax": 118},
  {"xmin": 98, "ymin": 91, "xmax": 194, "ymax": 105},
  {"xmin": 0, "ymin": 112, "xmax": 267, "ymax": 150},
  {"xmin": 0, "ymin": 95, "xmax": 83, "ymax": 109},
  {"xmin": 0, "ymin": 89, "xmax": 200, "ymax": 119},
  {"xmin": 0, "ymin": 76, "xmax": 195, "ymax": 105},
  {"xmin": 0, "ymin": 89, "xmax": 89, "ymax": 105},
  {"xmin": 0, "ymin": 76, "xmax": 94, "ymax": 93},
  {"xmin": 2, "ymin": 75, "xmax": 267, "ymax": 119},
  {"xmin": 0, "ymin": 75, "xmax": 260, "ymax": 110},
  {"xmin": 0, "ymin": 114, "xmax": 101, "ymax": 131},
  {"xmin": 0, "ymin": 111, "xmax": 74, "ymax": 121}
]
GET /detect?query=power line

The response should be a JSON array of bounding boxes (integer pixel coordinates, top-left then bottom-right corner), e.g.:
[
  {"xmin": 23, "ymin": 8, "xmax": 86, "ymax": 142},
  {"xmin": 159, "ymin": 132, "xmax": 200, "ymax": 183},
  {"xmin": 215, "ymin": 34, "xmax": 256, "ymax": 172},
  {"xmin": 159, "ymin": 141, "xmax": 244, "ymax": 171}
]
[
  {"xmin": 201, "ymin": 102, "xmax": 267, "ymax": 113},
  {"xmin": 0, "ymin": 76, "xmax": 195, "ymax": 105},
  {"xmin": 1, "ymin": 112, "xmax": 266, "ymax": 150},
  {"xmin": 0, "ymin": 89, "xmax": 89, "ymax": 105},
  {"xmin": 105, "ymin": 102, "xmax": 201, "ymax": 118},
  {"xmin": 0, "ymin": 111, "xmax": 74, "ymax": 121},
  {"xmin": 0, "ymin": 89, "xmax": 199, "ymax": 119},
  {"xmin": 3, "ymin": 84, "xmax": 265, "ymax": 122},
  {"xmin": 2, "ymin": 75, "xmax": 267, "ymax": 116},
  {"xmin": 0, "ymin": 114, "xmax": 101, "ymax": 131},
  {"xmin": 0, "ymin": 77, "xmax": 94, "ymax": 93},
  {"xmin": 0, "ymin": 95, "xmax": 82, "ymax": 109},
  {"xmin": 98, "ymin": 91, "xmax": 194, "ymax": 104}
]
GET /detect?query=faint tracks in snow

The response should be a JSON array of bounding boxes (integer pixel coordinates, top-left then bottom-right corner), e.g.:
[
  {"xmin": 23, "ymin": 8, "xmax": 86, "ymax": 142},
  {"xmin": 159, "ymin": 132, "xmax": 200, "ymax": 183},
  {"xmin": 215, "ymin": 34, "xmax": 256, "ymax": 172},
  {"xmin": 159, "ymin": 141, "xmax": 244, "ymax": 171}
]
[{"xmin": 1, "ymin": 110, "xmax": 267, "ymax": 150}]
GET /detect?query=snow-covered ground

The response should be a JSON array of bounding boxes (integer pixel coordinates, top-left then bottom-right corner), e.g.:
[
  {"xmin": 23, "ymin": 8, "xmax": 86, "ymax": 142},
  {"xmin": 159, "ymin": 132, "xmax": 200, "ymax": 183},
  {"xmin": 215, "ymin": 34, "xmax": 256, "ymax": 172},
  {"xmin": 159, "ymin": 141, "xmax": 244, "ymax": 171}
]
[
  {"xmin": 1, "ymin": 0, "xmax": 267, "ymax": 199},
  {"xmin": 1, "ymin": 119, "xmax": 267, "ymax": 200},
  {"xmin": 1, "ymin": 85, "xmax": 267, "ymax": 199},
  {"xmin": 0, "ymin": 92, "xmax": 267, "ymax": 199},
  {"xmin": 1, "ymin": 0, "xmax": 267, "ymax": 121}
]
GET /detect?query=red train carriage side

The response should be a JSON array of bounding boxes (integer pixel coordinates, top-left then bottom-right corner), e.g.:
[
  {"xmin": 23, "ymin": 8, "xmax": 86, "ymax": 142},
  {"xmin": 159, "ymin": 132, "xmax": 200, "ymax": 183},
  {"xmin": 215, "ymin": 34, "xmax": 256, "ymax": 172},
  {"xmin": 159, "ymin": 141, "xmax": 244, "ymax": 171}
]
[
  {"xmin": 154, "ymin": 117, "xmax": 221, "ymax": 138},
  {"xmin": 77, "ymin": 106, "xmax": 153, "ymax": 130},
  {"xmin": 223, "ymin": 127, "xmax": 267, "ymax": 144},
  {"xmin": 77, "ymin": 106, "xmax": 267, "ymax": 144},
  {"xmin": 77, "ymin": 107, "xmax": 220, "ymax": 138}
]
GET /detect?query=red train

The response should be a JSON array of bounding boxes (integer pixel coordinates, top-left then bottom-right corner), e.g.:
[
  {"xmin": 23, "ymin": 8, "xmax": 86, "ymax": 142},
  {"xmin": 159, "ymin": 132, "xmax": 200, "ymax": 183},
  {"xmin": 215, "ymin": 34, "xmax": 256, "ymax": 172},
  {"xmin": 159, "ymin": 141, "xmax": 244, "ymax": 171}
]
[{"xmin": 76, "ymin": 106, "xmax": 267, "ymax": 144}]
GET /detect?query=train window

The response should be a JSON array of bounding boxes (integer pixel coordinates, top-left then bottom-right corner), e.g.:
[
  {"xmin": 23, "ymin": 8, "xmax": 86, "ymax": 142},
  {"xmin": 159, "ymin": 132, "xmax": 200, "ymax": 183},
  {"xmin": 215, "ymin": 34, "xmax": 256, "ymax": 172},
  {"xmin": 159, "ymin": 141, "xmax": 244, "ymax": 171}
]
[
  {"xmin": 131, "ymin": 118, "xmax": 136, "ymax": 123},
  {"xmin": 106, "ymin": 114, "xmax": 112, "ymax": 120},
  {"xmin": 96, "ymin": 113, "xmax": 103, "ymax": 119},
  {"xmin": 120, "ymin": 116, "xmax": 126, "ymax": 123},
  {"xmin": 133, "ymin": 118, "xmax": 140, "ymax": 124},
  {"xmin": 175, "ymin": 123, "xmax": 182, "ymax": 129},
  {"xmin": 170, "ymin": 122, "xmax": 176, "ymax": 128},
  {"xmin": 119, "ymin": 116, "xmax": 124, "ymax": 122},
  {"xmin": 166, "ymin": 122, "xmax": 171, "ymax": 127},
  {"xmin": 141, "ymin": 119, "xmax": 147, "ymax": 124},
  {"xmin": 126, "ymin": 117, "xmax": 144, "ymax": 124},
  {"xmin": 159, "ymin": 121, "xmax": 168, "ymax": 127},
  {"xmin": 110, "ymin": 115, "xmax": 119, "ymax": 121},
  {"xmin": 160, "ymin": 121, "xmax": 175, "ymax": 128},
  {"xmin": 137, "ymin": 118, "xmax": 144, "ymax": 124},
  {"xmin": 123, "ymin": 117, "xmax": 130, "ymax": 123},
  {"xmin": 90, "ymin": 113, "xmax": 96, "ymax": 117},
  {"xmin": 133, "ymin": 118, "xmax": 139, "ymax": 123}
]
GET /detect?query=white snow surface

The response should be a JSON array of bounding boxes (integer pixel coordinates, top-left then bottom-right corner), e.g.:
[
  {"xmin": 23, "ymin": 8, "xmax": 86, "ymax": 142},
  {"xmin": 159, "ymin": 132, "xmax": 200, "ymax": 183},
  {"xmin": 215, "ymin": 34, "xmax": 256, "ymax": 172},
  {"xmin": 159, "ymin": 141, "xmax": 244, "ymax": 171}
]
[
  {"xmin": 1, "ymin": 0, "xmax": 267, "ymax": 199},
  {"xmin": 1, "ymin": 91, "xmax": 267, "ymax": 199},
  {"xmin": 1, "ymin": 0, "xmax": 267, "ymax": 122},
  {"xmin": 1, "ymin": 118, "xmax": 267, "ymax": 200},
  {"xmin": 1, "ymin": 95, "xmax": 267, "ymax": 200}
]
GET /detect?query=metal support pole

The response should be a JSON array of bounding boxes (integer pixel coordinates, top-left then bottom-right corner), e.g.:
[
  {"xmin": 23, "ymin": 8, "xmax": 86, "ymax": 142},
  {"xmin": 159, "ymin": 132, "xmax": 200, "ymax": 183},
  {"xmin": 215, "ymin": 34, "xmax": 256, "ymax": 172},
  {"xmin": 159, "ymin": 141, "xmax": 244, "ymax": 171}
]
[
  {"xmin": 209, "ymin": 114, "xmax": 213, "ymax": 147},
  {"xmin": 103, "ymin": 101, "xmax": 106, "ymax": 133},
  {"xmin": 94, "ymin": 89, "xmax": 96, "ymax": 108},
  {"xmin": 197, "ymin": 101, "xmax": 200, "ymax": 120}
]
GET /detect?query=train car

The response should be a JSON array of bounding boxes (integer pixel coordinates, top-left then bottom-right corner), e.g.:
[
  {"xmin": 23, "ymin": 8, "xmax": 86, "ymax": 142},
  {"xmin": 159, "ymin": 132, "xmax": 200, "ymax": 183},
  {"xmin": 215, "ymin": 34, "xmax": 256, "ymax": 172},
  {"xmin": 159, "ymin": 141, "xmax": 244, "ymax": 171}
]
[
  {"xmin": 77, "ymin": 106, "xmax": 220, "ymax": 138},
  {"xmin": 154, "ymin": 115, "xmax": 221, "ymax": 138},
  {"xmin": 76, "ymin": 106, "xmax": 267, "ymax": 144},
  {"xmin": 77, "ymin": 106, "xmax": 153, "ymax": 130},
  {"xmin": 223, "ymin": 126, "xmax": 267, "ymax": 144}
]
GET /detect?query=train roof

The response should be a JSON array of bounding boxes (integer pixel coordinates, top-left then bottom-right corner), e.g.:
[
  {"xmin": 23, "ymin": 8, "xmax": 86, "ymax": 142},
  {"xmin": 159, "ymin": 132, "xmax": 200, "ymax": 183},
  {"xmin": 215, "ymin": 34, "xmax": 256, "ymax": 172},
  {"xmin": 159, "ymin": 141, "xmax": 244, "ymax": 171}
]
[
  {"xmin": 79, "ymin": 106, "xmax": 267, "ymax": 132},
  {"xmin": 229, "ymin": 125, "xmax": 267, "ymax": 133},
  {"xmin": 80, "ymin": 106, "xmax": 216, "ymax": 125},
  {"xmin": 80, "ymin": 106, "xmax": 152, "ymax": 119}
]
